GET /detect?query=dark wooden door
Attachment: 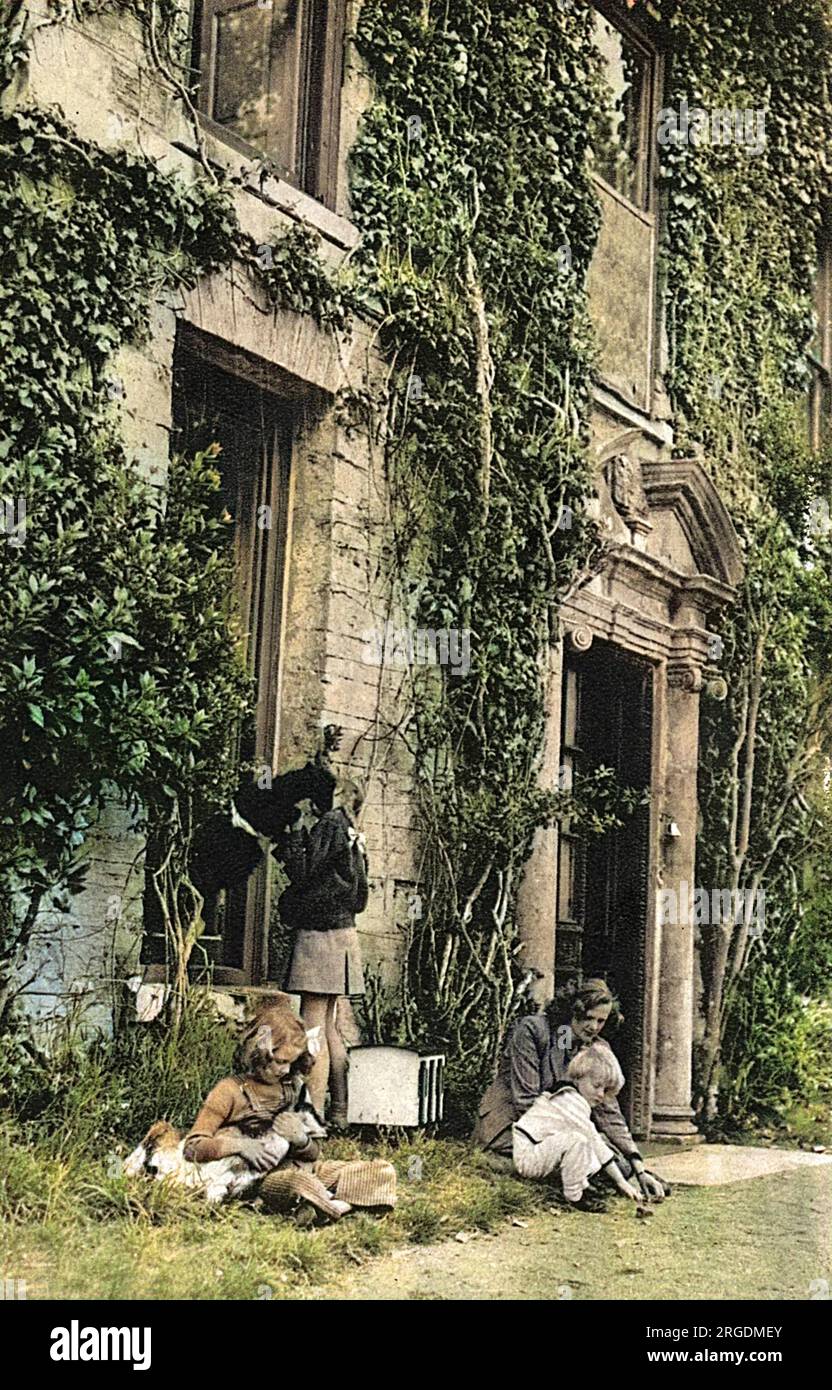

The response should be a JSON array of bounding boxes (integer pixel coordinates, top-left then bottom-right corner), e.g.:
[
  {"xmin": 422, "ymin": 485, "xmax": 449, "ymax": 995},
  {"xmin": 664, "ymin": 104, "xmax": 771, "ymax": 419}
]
[{"xmin": 557, "ymin": 639, "xmax": 653, "ymax": 1129}]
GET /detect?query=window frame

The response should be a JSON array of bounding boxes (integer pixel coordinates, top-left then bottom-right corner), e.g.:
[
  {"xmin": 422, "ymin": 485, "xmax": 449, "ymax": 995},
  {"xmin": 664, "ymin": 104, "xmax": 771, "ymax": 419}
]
[
  {"xmin": 190, "ymin": 0, "xmax": 346, "ymax": 210},
  {"xmin": 587, "ymin": 2, "xmax": 667, "ymax": 416},
  {"xmin": 142, "ymin": 327, "xmax": 295, "ymax": 987},
  {"xmin": 591, "ymin": 0, "xmax": 662, "ymax": 219}
]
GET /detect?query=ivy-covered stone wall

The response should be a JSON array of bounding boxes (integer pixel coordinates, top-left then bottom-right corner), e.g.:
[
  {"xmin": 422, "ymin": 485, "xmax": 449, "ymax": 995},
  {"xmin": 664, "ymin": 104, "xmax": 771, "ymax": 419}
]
[
  {"xmin": 0, "ymin": 0, "xmax": 420, "ymax": 1034},
  {"xmin": 660, "ymin": 0, "xmax": 832, "ymax": 1117},
  {"xmin": 347, "ymin": 0, "xmax": 832, "ymax": 1122},
  {"xmin": 4, "ymin": 0, "xmax": 832, "ymax": 1129}
]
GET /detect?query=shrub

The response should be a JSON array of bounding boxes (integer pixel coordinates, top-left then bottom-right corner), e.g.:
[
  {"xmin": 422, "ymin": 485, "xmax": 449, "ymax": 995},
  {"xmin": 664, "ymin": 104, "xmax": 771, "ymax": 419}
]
[
  {"xmin": 0, "ymin": 999, "xmax": 238, "ymax": 1156},
  {"xmin": 718, "ymin": 888, "xmax": 832, "ymax": 1125}
]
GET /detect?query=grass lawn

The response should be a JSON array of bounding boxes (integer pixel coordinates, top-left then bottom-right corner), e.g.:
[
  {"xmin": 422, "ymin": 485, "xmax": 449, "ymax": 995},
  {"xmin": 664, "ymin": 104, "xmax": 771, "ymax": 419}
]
[
  {"xmin": 0, "ymin": 1135, "xmax": 548, "ymax": 1300},
  {"xmin": 2, "ymin": 1132, "xmax": 830, "ymax": 1301}
]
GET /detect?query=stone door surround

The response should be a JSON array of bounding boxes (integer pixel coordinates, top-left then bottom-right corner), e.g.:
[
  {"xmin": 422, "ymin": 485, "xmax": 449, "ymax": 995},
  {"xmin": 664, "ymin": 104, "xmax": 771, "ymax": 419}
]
[{"xmin": 556, "ymin": 446, "xmax": 744, "ymax": 1137}]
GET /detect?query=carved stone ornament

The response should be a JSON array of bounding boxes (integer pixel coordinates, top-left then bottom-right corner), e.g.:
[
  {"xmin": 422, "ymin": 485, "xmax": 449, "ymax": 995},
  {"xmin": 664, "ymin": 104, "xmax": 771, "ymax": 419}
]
[
  {"xmin": 667, "ymin": 662, "xmax": 703, "ymax": 693},
  {"xmin": 607, "ymin": 454, "xmax": 652, "ymax": 536},
  {"xmin": 566, "ymin": 625, "xmax": 594, "ymax": 653},
  {"xmin": 704, "ymin": 673, "xmax": 729, "ymax": 702}
]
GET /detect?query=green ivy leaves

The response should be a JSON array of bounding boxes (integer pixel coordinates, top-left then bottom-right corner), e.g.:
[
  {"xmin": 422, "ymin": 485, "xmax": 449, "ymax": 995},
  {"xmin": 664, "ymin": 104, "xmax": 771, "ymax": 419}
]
[
  {"xmin": 0, "ymin": 86, "xmax": 247, "ymax": 933},
  {"xmin": 350, "ymin": 1, "xmax": 607, "ymax": 1096}
]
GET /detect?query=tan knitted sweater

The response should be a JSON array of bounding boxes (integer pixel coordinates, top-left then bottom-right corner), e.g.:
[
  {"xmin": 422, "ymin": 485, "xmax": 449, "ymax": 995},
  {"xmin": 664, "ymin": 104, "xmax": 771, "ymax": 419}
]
[{"xmin": 183, "ymin": 1075, "xmax": 319, "ymax": 1164}]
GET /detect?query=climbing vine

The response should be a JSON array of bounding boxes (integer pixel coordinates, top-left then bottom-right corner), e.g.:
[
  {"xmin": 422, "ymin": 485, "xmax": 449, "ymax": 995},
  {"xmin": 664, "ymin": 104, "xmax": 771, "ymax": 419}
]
[
  {"xmin": 6, "ymin": 0, "xmax": 831, "ymax": 1131},
  {"xmin": 660, "ymin": 0, "xmax": 832, "ymax": 1118},
  {"xmin": 349, "ymin": 2, "xmax": 635, "ymax": 1118},
  {"xmin": 349, "ymin": 0, "xmax": 832, "ymax": 1125},
  {"xmin": 0, "ymin": 0, "xmax": 346, "ymax": 1027},
  {"xmin": 0, "ymin": 0, "xmax": 241, "ymax": 1023}
]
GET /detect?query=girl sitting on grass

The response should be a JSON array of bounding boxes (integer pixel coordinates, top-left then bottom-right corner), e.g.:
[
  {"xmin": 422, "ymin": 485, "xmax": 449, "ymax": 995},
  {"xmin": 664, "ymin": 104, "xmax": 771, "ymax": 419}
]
[{"xmin": 183, "ymin": 996, "xmax": 396, "ymax": 1222}]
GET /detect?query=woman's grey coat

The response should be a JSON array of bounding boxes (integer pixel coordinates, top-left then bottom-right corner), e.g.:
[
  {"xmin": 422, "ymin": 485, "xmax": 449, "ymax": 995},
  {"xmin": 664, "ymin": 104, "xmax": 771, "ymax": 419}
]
[{"xmin": 472, "ymin": 1012, "xmax": 640, "ymax": 1159}]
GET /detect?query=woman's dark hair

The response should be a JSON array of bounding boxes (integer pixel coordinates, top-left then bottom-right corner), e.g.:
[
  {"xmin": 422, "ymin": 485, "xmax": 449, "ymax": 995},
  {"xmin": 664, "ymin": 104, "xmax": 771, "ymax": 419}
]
[{"xmin": 544, "ymin": 976, "xmax": 623, "ymax": 1034}]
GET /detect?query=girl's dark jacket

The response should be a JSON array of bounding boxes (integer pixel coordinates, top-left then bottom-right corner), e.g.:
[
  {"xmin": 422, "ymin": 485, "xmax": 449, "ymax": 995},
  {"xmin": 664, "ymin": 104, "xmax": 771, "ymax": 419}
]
[
  {"xmin": 278, "ymin": 807, "xmax": 368, "ymax": 932},
  {"xmin": 471, "ymin": 1013, "xmax": 640, "ymax": 1160}
]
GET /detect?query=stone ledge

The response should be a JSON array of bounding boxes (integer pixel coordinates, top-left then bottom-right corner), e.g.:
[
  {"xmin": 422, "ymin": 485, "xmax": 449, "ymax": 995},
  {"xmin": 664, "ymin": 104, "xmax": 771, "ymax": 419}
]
[{"xmin": 647, "ymin": 1142, "xmax": 832, "ymax": 1186}]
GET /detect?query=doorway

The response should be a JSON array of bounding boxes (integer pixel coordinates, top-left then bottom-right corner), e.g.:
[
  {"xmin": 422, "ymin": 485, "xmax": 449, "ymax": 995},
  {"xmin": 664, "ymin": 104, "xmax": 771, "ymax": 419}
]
[{"xmin": 557, "ymin": 639, "xmax": 653, "ymax": 1129}]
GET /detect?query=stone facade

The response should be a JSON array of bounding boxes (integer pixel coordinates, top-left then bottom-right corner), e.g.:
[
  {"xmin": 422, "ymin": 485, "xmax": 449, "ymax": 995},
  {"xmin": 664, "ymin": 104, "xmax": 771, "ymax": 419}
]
[
  {"xmin": 516, "ymin": 145, "xmax": 744, "ymax": 1136},
  {"xmin": 16, "ymin": 3, "xmax": 742, "ymax": 1144},
  {"xmin": 16, "ymin": 1, "xmax": 417, "ymax": 1033},
  {"xmin": 512, "ymin": 7, "xmax": 745, "ymax": 1139}
]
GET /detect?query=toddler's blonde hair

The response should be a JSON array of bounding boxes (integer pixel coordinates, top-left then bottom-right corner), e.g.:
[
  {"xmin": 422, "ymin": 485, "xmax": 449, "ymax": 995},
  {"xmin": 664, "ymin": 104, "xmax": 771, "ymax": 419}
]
[{"xmin": 567, "ymin": 1040, "xmax": 625, "ymax": 1095}]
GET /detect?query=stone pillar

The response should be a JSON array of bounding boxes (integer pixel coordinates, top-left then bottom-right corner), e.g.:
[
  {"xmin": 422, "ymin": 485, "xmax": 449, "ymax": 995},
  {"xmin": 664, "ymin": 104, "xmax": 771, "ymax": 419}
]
[{"xmin": 651, "ymin": 662, "xmax": 701, "ymax": 1138}]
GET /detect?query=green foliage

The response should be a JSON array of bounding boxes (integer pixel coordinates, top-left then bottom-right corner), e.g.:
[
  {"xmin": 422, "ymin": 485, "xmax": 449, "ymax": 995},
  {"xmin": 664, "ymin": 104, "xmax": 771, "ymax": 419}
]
[
  {"xmin": 718, "ymin": 902, "xmax": 832, "ymax": 1126},
  {"xmin": 353, "ymin": 0, "xmax": 604, "ymax": 752},
  {"xmin": 349, "ymin": 2, "xmax": 638, "ymax": 1112},
  {"xmin": 0, "ymin": 2, "xmax": 375, "ymax": 1023},
  {"xmin": 245, "ymin": 224, "xmax": 357, "ymax": 330},
  {"xmin": 661, "ymin": 0, "xmax": 832, "ymax": 1115},
  {"xmin": 0, "ymin": 1000, "xmax": 238, "ymax": 1153},
  {"xmin": 349, "ymin": 0, "xmax": 832, "ymax": 1125},
  {"xmin": 126, "ymin": 449, "xmax": 254, "ymax": 825},
  {"xmin": 662, "ymin": 0, "xmax": 832, "ymax": 440},
  {"xmin": 5, "ymin": 0, "xmax": 831, "ymax": 1137},
  {"xmin": 0, "ymin": 25, "xmax": 252, "ymax": 1010}
]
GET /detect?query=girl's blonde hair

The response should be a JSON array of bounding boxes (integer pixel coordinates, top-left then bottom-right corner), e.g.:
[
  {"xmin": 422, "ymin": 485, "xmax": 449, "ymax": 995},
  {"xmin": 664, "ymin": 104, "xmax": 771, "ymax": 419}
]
[
  {"xmin": 235, "ymin": 998, "xmax": 311, "ymax": 1076},
  {"xmin": 567, "ymin": 1040, "xmax": 625, "ymax": 1094}
]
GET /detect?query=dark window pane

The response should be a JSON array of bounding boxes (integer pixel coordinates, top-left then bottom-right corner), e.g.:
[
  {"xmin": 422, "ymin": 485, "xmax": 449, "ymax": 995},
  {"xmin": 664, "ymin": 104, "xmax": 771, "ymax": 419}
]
[
  {"xmin": 142, "ymin": 338, "xmax": 292, "ymax": 982},
  {"xmin": 211, "ymin": 0, "xmax": 298, "ymax": 162}
]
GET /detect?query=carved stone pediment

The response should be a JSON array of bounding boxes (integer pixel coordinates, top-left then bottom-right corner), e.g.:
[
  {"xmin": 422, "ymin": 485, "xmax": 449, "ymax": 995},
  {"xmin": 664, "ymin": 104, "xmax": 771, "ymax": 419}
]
[
  {"xmin": 640, "ymin": 458, "xmax": 744, "ymax": 591},
  {"xmin": 562, "ymin": 448, "xmax": 744, "ymax": 677},
  {"xmin": 594, "ymin": 434, "xmax": 744, "ymax": 596}
]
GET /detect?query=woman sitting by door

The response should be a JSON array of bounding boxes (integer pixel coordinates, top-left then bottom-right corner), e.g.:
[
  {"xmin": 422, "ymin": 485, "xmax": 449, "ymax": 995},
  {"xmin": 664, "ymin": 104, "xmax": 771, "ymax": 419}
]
[{"xmin": 472, "ymin": 977, "xmax": 669, "ymax": 1202}]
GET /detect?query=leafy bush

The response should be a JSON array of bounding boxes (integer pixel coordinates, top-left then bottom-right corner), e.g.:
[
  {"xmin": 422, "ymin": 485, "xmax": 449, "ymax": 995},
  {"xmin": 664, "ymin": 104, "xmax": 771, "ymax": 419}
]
[
  {"xmin": 0, "ymin": 0, "xmax": 251, "ymax": 1019},
  {"xmin": 718, "ymin": 881, "xmax": 832, "ymax": 1125},
  {"xmin": 0, "ymin": 999, "xmax": 238, "ymax": 1157}
]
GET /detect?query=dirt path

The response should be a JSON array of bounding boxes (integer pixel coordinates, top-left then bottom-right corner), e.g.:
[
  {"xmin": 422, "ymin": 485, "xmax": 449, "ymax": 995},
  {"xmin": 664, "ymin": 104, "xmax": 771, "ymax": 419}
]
[{"xmin": 312, "ymin": 1166, "xmax": 832, "ymax": 1301}]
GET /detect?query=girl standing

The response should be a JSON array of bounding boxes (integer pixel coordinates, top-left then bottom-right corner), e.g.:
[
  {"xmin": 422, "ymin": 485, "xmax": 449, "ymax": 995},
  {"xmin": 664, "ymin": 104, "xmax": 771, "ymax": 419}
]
[{"xmin": 280, "ymin": 778, "xmax": 368, "ymax": 1124}]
